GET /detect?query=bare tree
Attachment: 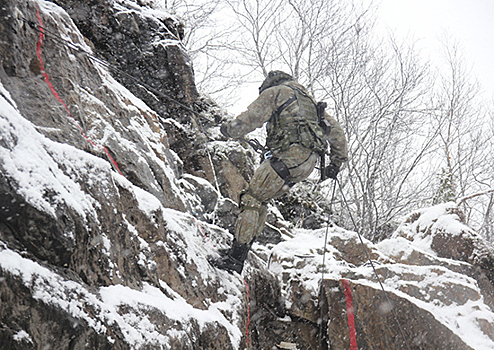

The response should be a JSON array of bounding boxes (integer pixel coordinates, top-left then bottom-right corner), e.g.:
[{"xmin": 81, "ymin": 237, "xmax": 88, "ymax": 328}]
[
  {"xmin": 162, "ymin": 0, "xmax": 493, "ymax": 243},
  {"xmin": 453, "ymin": 103, "xmax": 494, "ymax": 240},
  {"xmin": 431, "ymin": 39, "xmax": 491, "ymax": 226},
  {"xmin": 224, "ymin": 0, "xmax": 286, "ymax": 77},
  {"xmin": 186, "ymin": 0, "xmax": 437, "ymax": 239},
  {"xmin": 222, "ymin": 0, "xmax": 369, "ymax": 83},
  {"xmin": 324, "ymin": 32, "xmax": 437, "ymax": 240},
  {"xmin": 155, "ymin": 0, "xmax": 250, "ymax": 106}
]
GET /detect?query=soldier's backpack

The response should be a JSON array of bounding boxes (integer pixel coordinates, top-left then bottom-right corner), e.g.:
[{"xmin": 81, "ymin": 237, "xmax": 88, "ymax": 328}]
[{"xmin": 266, "ymin": 82, "xmax": 330, "ymax": 155}]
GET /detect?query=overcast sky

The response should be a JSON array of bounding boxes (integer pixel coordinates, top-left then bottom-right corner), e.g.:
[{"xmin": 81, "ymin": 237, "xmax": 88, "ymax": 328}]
[{"xmin": 376, "ymin": 0, "xmax": 494, "ymax": 99}]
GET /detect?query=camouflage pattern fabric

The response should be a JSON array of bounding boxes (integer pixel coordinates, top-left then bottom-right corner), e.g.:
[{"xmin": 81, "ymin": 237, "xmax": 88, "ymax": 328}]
[
  {"xmin": 266, "ymin": 82, "xmax": 327, "ymax": 154},
  {"xmin": 225, "ymin": 81, "xmax": 348, "ymax": 167},
  {"xmin": 224, "ymin": 74, "xmax": 348, "ymax": 244},
  {"xmin": 235, "ymin": 145, "xmax": 318, "ymax": 244}
]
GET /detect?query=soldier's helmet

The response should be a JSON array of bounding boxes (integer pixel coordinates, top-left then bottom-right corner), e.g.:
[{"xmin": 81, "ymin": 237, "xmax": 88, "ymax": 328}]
[{"xmin": 259, "ymin": 70, "xmax": 293, "ymax": 94}]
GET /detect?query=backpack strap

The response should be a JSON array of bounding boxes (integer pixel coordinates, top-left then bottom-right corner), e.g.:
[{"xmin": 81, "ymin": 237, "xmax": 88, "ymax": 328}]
[
  {"xmin": 268, "ymin": 93, "xmax": 297, "ymax": 140},
  {"xmin": 272, "ymin": 94, "xmax": 297, "ymax": 121},
  {"xmin": 267, "ymin": 84, "xmax": 327, "ymax": 155}
]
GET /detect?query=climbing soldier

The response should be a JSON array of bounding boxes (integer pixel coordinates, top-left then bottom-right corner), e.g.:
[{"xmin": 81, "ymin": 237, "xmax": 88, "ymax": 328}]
[{"xmin": 211, "ymin": 70, "xmax": 348, "ymax": 274}]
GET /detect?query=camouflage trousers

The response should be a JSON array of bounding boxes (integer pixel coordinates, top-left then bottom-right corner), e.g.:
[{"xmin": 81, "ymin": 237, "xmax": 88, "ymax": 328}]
[{"xmin": 235, "ymin": 144, "xmax": 318, "ymax": 244}]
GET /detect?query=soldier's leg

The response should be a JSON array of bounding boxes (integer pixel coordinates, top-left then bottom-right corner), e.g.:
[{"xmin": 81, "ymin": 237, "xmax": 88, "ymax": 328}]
[
  {"xmin": 236, "ymin": 145, "xmax": 318, "ymax": 244},
  {"xmin": 210, "ymin": 159, "xmax": 285, "ymax": 274},
  {"xmin": 211, "ymin": 146, "xmax": 317, "ymax": 274},
  {"xmin": 276, "ymin": 144, "xmax": 318, "ymax": 184},
  {"xmin": 235, "ymin": 159, "xmax": 287, "ymax": 244}
]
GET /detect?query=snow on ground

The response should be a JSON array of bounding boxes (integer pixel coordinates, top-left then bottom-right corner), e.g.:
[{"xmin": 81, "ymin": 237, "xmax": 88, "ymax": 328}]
[
  {"xmin": 0, "ymin": 204, "xmax": 244, "ymax": 348},
  {"xmin": 0, "ymin": 73, "xmax": 244, "ymax": 347},
  {"xmin": 0, "ymin": 82, "xmax": 107, "ymax": 222},
  {"xmin": 0, "ymin": 143, "xmax": 244, "ymax": 346},
  {"xmin": 392, "ymin": 202, "xmax": 479, "ymax": 247},
  {"xmin": 268, "ymin": 209, "xmax": 494, "ymax": 350},
  {"xmin": 3, "ymin": 2, "xmax": 493, "ymax": 348},
  {"xmin": 0, "ymin": 99, "xmax": 243, "ymax": 344},
  {"xmin": 3, "ymin": 62, "xmax": 493, "ymax": 350}
]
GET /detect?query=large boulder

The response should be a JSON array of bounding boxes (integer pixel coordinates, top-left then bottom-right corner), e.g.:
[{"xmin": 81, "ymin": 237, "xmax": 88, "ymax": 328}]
[
  {"xmin": 263, "ymin": 205, "xmax": 494, "ymax": 349},
  {"xmin": 53, "ymin": 0, "xmax": 199, "ymax": 117},
  {"xmin": 0, "ymin": 0, "xmax": 250, "ymax": 348},
  {"xmin": 394, "ymin": 202, "xmax": 494, "ymax": 309}
]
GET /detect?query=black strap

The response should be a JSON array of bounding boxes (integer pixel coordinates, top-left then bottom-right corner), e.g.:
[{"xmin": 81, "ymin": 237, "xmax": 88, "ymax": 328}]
[
  {"xmin": 270, "ymin": 157, "xmax": 295, "ymax": 187},
  {"xmin": 288, "ymin": 152, "xmax": 314, "ymax": 170},
  {"xmin": 272, "ymin": 94, "xmax": 297, "ymax": 120},
  {"xmin": 316, "ymin": 101, "xmax": 328, "ymax": 182}
]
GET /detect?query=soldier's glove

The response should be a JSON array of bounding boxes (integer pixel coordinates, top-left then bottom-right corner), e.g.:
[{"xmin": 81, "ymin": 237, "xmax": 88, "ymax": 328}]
[
  {"xmin": 220, "ymin": 123, "xmax": 230, "ymax": 138},
  {"xmin": 324, "ymin": 163, "xmax": 340, "ymax": 180}
]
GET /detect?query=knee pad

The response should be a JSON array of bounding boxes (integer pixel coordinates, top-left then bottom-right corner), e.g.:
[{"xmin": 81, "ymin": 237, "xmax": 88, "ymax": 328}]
[{"xmin": 239, "ymin": 191, "xmax": 263, "ymax": 211}]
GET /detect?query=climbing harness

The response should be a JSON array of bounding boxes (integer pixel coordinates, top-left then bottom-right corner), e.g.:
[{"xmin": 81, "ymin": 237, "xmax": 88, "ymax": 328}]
[
  {"xmin": 261, "ymin": 82, "xmax": 331, "ymax": 182},
  {"xmin": 240, "ymin": 86, "xmax": 329, "ymax": 187},
  {"xmin": 269, "ymin": 157, "xmax": 295, "ymax": 188},
  {"xmin": 242, "ymin": 137, "xmax": 273, "ymax": 160}
]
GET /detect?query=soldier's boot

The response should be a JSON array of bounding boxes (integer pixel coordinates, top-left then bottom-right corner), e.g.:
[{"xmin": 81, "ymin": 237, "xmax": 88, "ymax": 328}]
[
  {"xmin": 210, "ymin": 238, "xmax": 251, "ymax": 274},
  {"xmin": 210, "ymin": 192, "xmax": 265, "ymax": 274}
]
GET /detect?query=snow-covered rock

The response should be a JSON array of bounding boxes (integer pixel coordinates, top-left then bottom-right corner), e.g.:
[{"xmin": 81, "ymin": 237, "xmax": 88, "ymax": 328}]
[
  {"xmin": 1, "ymin": 0, "xmax": 493, "ymax": 349},
  {"xmin": 267, "ymin": 204, "xmax": 494, "ymax": 349}
]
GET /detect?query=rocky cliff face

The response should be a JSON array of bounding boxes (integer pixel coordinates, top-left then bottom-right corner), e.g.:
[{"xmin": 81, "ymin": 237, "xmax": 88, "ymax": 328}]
[
  {"xmin": 1, "ymin": 1, "xmax": 494, "ymax": 349},
  {"xmin": 267, "ymin": 203, "xmax": 494, "ymax": 349}
]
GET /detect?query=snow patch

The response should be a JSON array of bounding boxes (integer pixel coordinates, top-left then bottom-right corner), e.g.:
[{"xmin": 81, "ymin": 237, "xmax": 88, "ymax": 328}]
[
  {"xmin": 0, "ymin": 247, "xmax": 243, "ymax": 348},
  {"xmin": 268, "ymin": 208, "xmax": 494, "ymax": 350},
  {"xmin": 13, "ymin": 330, "xmax": 32, "ymax": 343}
]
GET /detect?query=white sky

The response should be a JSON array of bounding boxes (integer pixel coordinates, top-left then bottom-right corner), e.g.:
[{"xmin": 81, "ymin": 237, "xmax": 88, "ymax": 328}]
[{"xmin": 376, "ymin": 0, "xmax": 494, "ymax": 99}]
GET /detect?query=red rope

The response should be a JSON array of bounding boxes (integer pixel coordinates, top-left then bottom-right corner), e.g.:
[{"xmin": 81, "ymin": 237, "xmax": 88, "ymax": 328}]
[
  {"xmin": 243, "ymin": 278, "xmax": 250, "ymax": 347},
  {"xmin": 341, "ymin": 279, "xmax": 358, "ymax": 350},
  {"xmin": 34, "ymin": 6, "xmax": 251, "ymax": 347},
  {"xmin": 35, "ymin": 5, "xmax": 122, "ymax": 175}
]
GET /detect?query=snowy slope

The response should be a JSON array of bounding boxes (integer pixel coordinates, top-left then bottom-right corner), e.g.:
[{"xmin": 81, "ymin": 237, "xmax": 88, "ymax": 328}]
[
  {"xmin": 0, "ymin": 78, "xmax": 247, "ymax": 347},
  {"xmin": 269, "ymin": 204, "xmax": 494, "ymax": 349},
  {"xmin": 1, "ymin": 0, "xmax": 494, "ymax": 349}
]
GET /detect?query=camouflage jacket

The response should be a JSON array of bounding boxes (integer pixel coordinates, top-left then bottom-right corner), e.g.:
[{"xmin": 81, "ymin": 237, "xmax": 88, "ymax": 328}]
[{"xmin": 224, "ymin": 82, "xmax": 349, "ymax": 167}]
